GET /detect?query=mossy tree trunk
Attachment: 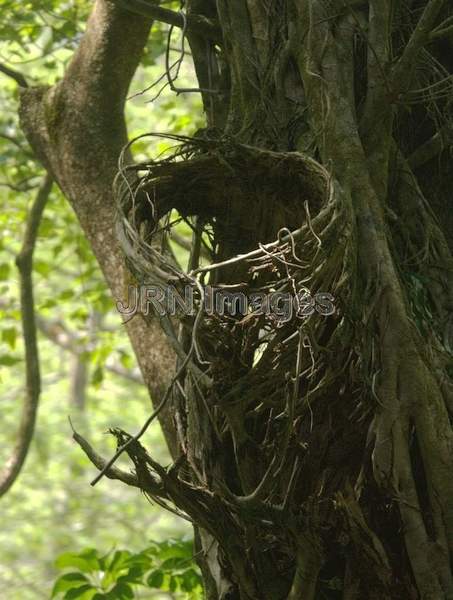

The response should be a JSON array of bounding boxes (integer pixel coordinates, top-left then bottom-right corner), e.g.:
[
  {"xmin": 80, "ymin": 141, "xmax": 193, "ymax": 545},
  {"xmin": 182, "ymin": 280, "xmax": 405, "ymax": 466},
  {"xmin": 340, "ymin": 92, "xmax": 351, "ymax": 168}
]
[{"xmin": 20, "ymin": 1, "xmax": 453, "ymax": 598}]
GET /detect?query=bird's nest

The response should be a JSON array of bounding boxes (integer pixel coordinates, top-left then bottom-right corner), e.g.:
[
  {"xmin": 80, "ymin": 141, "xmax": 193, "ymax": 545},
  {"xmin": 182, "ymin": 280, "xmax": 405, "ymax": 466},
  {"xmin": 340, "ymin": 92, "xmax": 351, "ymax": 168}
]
[
  {"xmin": 111, "ymin": 132, "xmax": 363, "ymax": 506},
  {"xmin": 115, "ymin": 132, "xmax": 342, "ymax": 281},
  {"xmin": 71, "ymin": 132, "xmax": 377, "ymax": 583}
]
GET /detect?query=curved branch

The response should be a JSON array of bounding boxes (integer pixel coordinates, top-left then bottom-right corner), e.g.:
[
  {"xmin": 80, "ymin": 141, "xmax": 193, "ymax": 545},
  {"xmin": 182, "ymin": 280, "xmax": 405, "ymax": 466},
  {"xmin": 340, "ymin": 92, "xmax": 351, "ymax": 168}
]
[
  {"xmin": 0, "ymin": 63, "xmax": 28, "ymax": 88},
  {"xmin": 0, "ymin": 174, "xmax": 53, "ymax": 498},
  {"xmin": 113, "ymin": 0, "xmax": 221, "ymax": 41},
  {"xmin": 71, "ymin": 426, "xmax": 141, "ymax": 489}
]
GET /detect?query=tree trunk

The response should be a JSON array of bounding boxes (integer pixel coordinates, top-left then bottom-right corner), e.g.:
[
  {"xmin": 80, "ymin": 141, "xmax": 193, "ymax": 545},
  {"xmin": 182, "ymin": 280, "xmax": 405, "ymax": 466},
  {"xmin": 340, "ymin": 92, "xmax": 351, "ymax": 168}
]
[
  {"xmin": 19, "ymin": 1, "xmax": 178, "ymax": 455},
  {"xmin": 19, "ymin": 1, "xmax": 453, "ymax": 598}
]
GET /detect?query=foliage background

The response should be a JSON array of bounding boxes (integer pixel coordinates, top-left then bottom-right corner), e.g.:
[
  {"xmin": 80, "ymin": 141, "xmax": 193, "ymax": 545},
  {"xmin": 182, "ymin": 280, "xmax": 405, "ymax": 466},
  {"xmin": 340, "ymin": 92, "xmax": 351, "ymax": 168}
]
[{"xmin": 0, "ymin": 1, "xmax": 204, "ymax": 597}]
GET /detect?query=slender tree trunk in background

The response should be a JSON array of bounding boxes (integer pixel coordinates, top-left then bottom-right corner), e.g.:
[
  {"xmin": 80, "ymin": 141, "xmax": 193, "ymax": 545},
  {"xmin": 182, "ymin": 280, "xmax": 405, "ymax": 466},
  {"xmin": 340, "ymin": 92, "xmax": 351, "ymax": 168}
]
[
  {"xmin": 69, "ymin": 355, "xmax": 88, "ymax": 411},
  {"xmin": 19, "ymin": 0, "xmax": 453, "ymax": 598}
]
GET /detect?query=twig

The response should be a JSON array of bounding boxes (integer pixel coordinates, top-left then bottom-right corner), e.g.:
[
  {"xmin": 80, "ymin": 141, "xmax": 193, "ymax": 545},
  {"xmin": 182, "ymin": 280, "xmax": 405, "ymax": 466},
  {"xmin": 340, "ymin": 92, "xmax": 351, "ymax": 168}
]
[
  {"xmin": 72, "ymin": 423, "xmax": 192, "ymax": 522},
  {"xmin": 90, "ymin": 267, "xmax": 208, "ymax": 486},
  {"xmin": 430, "ymin": 15, "xmax": 453, "ymax": 39},
  {"xmin": 69, "ymin": 419, "xmax": 141, "ymax": 488},
  {"xmin": 0, "ymin": 174, "xmax": 52, "ymax": 498},
  {"xmin": 0, "ymin": 132, "xmax": 34, "ymax": 157},
  {"xmin": 0, "ymin": 63, "xmax": 29, "ymax": 88},
  {"xmin": 431, "ymin": 25, "xmax": 453, "ymax": 39},
  {"xmin": 113, "ymin": 0, "xmax": 221, "ymax": 42},
  {"xmin": 165, "ymin": 12, "xmax": 219, "ymax": 96},
  {"xmin": 192, "ymin": 226, "xmax": 305, "ymax": 276}
]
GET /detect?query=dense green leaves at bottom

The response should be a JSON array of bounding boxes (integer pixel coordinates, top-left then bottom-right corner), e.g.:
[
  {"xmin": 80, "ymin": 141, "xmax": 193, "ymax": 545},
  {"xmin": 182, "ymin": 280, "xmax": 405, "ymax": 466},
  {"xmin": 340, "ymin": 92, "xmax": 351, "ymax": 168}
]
[{"xmin": 52, "ymin": 539, "xmax": 203, "ymax": 599}]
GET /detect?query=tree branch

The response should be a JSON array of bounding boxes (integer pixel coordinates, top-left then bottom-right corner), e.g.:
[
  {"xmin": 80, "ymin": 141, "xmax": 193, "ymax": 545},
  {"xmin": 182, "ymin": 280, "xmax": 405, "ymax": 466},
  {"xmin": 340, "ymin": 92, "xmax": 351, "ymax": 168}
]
[
  {"xmin": 430, "ymin": 14, "xmax": 453, "ymax": 39},
  {"xmin": 430, "ymin": 23, "xmax": 453, "ymax": 39},
  {"xmin": 0, "ymin": 174, "xmax": 53, "ymax": 498},
  {"xmin": 0, "ymin": 132, "xmax": 34, "ymax": 157},
  {"xmin": 407, "ymin": 126, "xmax": 451, "ymax": 169},
  {"xmin": 113, "ymin": 0, "xmax": 221, "ymax": 41},
  {"xmin": 71, "ymin": 425, "xmax": 141, "ymax": 488},
  {"xmin": 391, "ymin": 0, "xmax": 446, "ymax": 91},
  {"xmin": 0, "ymin": 63, "xmax": 28, "ymax": 88},
  {"xmin": 19, "ymin": 0, "xmax": 180, "ymax": 457}
]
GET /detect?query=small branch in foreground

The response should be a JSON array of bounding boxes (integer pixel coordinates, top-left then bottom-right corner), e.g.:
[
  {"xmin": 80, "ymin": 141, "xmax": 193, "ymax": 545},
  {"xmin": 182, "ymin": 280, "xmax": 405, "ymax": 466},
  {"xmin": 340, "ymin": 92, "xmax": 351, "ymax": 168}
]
[
  {"xmin": 89, "ymin": 342, "xmax": 191, "ymax": 486},
  {"xmin": 69, "ymin": 420, "xmax": 140, "ymax": 488},
  {"xmin": 0, "ymin": 63, "xmax": 29, "ymax": 88},
  {"xmin": 114, "ymin": 0, "xmax": 221, "ymax": 42},
  {"xmin": 0, "ymin": 174, "xmax": 52, "ymax": 498},
  {"xmin": 90, "ymin": 270, "xmax": 208, "ymax": 486}
]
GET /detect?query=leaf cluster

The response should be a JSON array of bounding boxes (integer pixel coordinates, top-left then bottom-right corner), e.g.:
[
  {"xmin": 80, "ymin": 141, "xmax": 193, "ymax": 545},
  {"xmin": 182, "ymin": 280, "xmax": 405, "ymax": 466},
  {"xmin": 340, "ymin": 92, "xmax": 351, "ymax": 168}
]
[{"xmin": 52, "ymin": 539, "xmax": 203, "ymax": 599}]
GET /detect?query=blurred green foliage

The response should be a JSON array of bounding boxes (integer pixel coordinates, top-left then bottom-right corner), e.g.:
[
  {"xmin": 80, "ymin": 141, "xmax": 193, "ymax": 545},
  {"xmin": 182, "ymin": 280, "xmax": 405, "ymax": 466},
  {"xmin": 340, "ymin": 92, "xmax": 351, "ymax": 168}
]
[
  {"xmin": 0, "ymin": 1, "xmax": 205, "ymax": 598},
  {"xmin": 51, "ymin": 539, "xmax": 203, "ymax": 599}
]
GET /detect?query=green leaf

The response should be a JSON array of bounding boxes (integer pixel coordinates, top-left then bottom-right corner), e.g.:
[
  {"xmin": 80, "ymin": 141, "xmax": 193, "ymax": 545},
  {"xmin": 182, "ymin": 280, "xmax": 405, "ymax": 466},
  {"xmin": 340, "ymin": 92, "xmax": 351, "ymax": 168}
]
[
  {"xmin": 90, "ymin": 365, "xmax": 104, "ymax": 387},
  {"xmin": 147, "ymin": 569, "xmax": 164, "ymax": 589},
  {"xmin": 181, "ymin": 568, "xmax": 202, "ymax": 591},
  {"xmin": 156, "ymin": 538, "xmax": 194, "ymax": 561},
  {"xmin": 105, "ymin": 583, "xmax": 133, "ymax": 599},
  {"xmin": 39, "ymin": 298, "xmax": 58, "ymax": 309},
  {"xmin": 0, "ymin": 263, "xmax": 10, "ymax": 280},
  {"xmin": 124, "ymin": 554, "xmax": 154, "ymax": 572},
  {"xmin": 107, "ymin": 550, "xmax": 131, "ymax": 574},
  {"xmin": 59, "ymin": 289, "xmax": 75, "ymax": 300},
  {"xmin": 122, "ymin": 564, "xmax": 145, "ymax": 582},
  {"xmin": 119, "ymin": 351, "xmax": 133, "ymax": 370},
  {"xmin": 55, "ymin": 549, "xmax": 100, "ymax": 573},
  {"xmin": 52, "ymin": 573, "xmax": 89, "ymax": 598},
  {"xmin": 64, "ymin": 585, "xmax": 96, "ymax": 599},
  {"xmin": 0, "ymin": 354, "xmax": 22, "ymax": 366},
  {"xmin": 2, "ymin": 327, "xmax": 17, "ymax": 349},
  {"xmin": 33, "ymin": 259, "xmax": 51, "ymax": 276},
  {"xmin": 70, "ymin": 307, "xmax": 89, "ymax": 322},
  {"xmin": 161, "ymin": 556, "xmax": 187, "ymax": 571}
]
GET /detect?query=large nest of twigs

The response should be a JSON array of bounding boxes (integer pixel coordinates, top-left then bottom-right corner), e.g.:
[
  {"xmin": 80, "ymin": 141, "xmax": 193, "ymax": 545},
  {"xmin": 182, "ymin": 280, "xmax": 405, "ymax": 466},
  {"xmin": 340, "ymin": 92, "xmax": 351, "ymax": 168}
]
[
  {"xmin": 113, "ymin": 132, "xmax": 363, "ymax": 512},
  {"xmin": 116, "ymin": 133, "xmax": 333, "ymax": 283}
]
